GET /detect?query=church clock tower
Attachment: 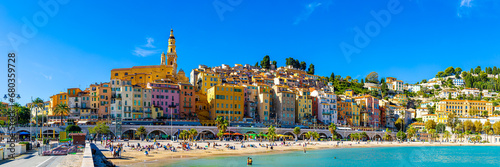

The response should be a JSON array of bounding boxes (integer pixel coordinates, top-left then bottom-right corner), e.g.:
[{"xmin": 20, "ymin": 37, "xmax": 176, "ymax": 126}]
[{"xmin": 167, "ymin": 29, "xmax": 177, "ymax": 75}]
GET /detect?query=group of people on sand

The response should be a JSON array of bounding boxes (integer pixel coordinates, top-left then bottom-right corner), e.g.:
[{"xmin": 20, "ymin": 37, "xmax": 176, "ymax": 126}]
[{"xmin": 109, "ymin": 143, "xmax": 123, "ymax": 158}]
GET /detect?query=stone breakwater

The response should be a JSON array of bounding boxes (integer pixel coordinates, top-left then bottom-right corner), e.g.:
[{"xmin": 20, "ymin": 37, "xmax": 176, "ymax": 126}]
[{"xmin": 90, "ymin": 143, "xmax": 116, "ymax": 167}]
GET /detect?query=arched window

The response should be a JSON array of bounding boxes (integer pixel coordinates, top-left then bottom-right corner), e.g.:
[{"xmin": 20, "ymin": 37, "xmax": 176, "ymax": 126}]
[{"xmin": 170, "ymin": 48, "xmax": 173, "ymax": 52}]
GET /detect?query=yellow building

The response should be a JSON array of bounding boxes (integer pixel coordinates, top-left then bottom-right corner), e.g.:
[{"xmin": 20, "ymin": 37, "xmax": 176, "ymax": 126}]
[
  {"xmin": 195, "ymin": 92, "xmax": 210, "ymax": 121},
  {"xmin": 110, "ymin": 29, "xmax": 188, "ymax": 87},
  {"xmin": 422, "ymin": 114, "xmax": 437, "ymax": 123},
  {"xmin": 207, "ymin": 84, "xmax": 244, "ymax": 121},
  {"xmin": 393, "ymin": 94, "xmax": 408, "ymax": 105},
  {"xmin": 436, "ymin": 111, "xmax": 450, "ymax": 124},
  {"xmin": 437, "ymin": 100, "xmax": 493, "ymax": 117},
  {"xmin": 44, "ymin": 101, "xmax": 53, "ymax": 117},
  {"xmin": 257, "ymin": 85, "xmax": 271, "ymax": 122},
  {"xmin": 252, "ymin": 76, "xmax": 265, "ymax": 85},
  {"xmin": 50, "ymin": 92, "xmax": 68, "ymax": 109},
  {"xmin": 89, "ymin": 84, "xmax": 100, "ymax": 115},
  {"xmin": 198, "ymin": 71, "xmax": 221, "ymax": 95},
  {"xmin": 351, "ymin": 102, "xmax": 362, "ymax": 127},
  {"xmin": 152, "ymin": 106, "xmax": 164, "ymax": 119},
  {"xmin": 295, "ymin": 93, "xmax": 312, "ymax": 124},
  {"xmin": 345, "ymin": 89, "xmax": 353, "ymax": 97},
  {"xmin": 132, "ymin": 85, "xmax": 144, "ymax": 119}
]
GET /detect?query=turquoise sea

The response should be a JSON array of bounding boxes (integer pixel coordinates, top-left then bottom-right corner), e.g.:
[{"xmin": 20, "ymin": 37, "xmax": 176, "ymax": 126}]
[{"xmin": 168, "ymin": 146, "xmax": 500, "ymax": 167}]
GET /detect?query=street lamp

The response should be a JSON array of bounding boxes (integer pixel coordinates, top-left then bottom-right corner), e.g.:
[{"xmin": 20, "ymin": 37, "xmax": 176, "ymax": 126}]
[{"xmin": 168, "ymin": 104, "xmax": 177, "ymax": 142}]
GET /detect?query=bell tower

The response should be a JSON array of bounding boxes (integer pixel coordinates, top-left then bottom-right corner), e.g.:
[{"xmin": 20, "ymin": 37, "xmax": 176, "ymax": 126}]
[
  {"xmin": 160, "ymin": 52, "xmax": 166, "ymax": 65},
  {"xmin": 167, "ymin": 29, "xmax": 177, "ymax": 75}
]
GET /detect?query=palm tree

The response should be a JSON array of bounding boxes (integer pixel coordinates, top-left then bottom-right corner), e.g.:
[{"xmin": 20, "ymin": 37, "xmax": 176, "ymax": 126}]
[
  {"xmin": 305, "ymin": 131, "xmax": 314, "ymax": 141},
  {"xmin": 458, "ymin": 132, "xmax": 464, "ymax": 142},
  {"xmin": 215, "ymin": 116, "xmax": 228, "ymax": 140},
  {"xmin": 293, "ymin": 127, "xmax": 301, "ymax": 141},
  {"xmin": 428, "ymin": 129, "xmax": 436, "ymax": 142},
  {"xmin": 487, "ymin": 131, "xmax": 493, "ymax": 143},
  {"xmin": 189, "ymin": 129, "xmax": 198, "ymax": 141},
  {"xmin": 136, "ymin": 126, "xmax": 147, "ymax": 140},
  {"xmin": 312, "ymin": 132, "xmax": 320, "ymax": 141},
  {"xmin": 483, "ymin": 125, "xmax": 491, "ymax": 143},
  {"xmin": 0, "ymin": 103, "xmax": 7, "ymax": 117},
  {"xmin": 32, "ymin": 98, "xmax": 45, "ymax": 126},
  {"xmin": 267, "ymin": 125, "xmax": 277, "ymax": 142},
  {"xmin": 179, "ymin": 130, "xmax": 188, "ymax": 142},
  {"xmin": 384, "ymin": 128, "xmax": 392, "ymax": 141},
  {"xmin": 53, "ymin": 103, "xmax": 69, "ymax": 126},
  {"xmin": 407, "ymin": 126, "xmax": 416, "ymax": 141},
  {"xmin": 465, "ymin": 130, "xmax": 471, "ymax": 143},
  {"xmin": 443, "ymin": 130, "xmax": 451, "ymax": 142},
  {"xmin": 328, "ymin": 123, "xmax": 337, "ymax": 141}
]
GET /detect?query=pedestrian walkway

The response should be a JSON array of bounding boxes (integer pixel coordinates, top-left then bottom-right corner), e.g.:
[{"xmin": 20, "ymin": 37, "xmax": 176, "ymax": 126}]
[{"xmin": 0, "ymin": 151, "xmax": 64, "ymax": 167}]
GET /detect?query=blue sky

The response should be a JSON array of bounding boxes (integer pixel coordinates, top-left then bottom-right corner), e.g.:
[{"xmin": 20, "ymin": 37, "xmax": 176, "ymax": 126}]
[{"xmin": 1, "ymin": 0, "xmax": 500, "ymax": 105}]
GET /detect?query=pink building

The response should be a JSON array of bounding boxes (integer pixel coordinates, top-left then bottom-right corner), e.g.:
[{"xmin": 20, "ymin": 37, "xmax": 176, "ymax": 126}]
[
  {"xmin": 354, "ymin": 95, "xmax": 380, "ymax": 128},
  {"xmin": 147, "ymin": 83, "xmax": 180, "ymax": 119}
]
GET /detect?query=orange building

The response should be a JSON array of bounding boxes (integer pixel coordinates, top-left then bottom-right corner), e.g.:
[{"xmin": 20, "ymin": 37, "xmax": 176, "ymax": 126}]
[
  {"xmin": 98, "ymin": 82, "xmax": 111, "ymax": 119},
  {"xmin": 179, "ymin": 83, "xmax": 195, "ymax": 120}
]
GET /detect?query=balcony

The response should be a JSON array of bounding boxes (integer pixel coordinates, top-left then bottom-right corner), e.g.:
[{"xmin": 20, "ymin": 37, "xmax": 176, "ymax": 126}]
[
  {"xmin": 112, "ymin": 94, "xmax": 122, "ymax": 99},
  {"xmin": 132, "ymin": 110, "xmax": 144, "ymax": 113}
]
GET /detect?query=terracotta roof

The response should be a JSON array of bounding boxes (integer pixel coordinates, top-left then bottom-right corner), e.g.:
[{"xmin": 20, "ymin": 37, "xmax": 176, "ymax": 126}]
[
  {"xmin": 410, "ymin": 122, "xmax": 425, "ymax": 126},
  {"xmin": 111, "ymin": 68, "xmax": 131, "ymax": 71},
  {"xmin": 441, "ymin": 99, "xmax": 491, "ymax": 103}
]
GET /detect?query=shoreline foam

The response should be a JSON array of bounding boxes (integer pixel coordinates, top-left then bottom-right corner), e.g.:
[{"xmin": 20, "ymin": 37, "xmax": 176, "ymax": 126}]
[{"xmin": 104, "ymin": 140, "xmax": 499, "ymax": 167}]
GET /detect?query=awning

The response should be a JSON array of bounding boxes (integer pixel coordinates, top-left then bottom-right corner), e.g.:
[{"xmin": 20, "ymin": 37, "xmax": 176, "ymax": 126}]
[
  {"xmin": 48, "ymin": 122, "xmax": 55, "ymax": 124},
  {"xmin": 223, "ymin": 133, "xmax": 243, "ymax": 136},
  {"xmin": 77, "ymin": 121, "xmax": 88, "ymax": 124}
]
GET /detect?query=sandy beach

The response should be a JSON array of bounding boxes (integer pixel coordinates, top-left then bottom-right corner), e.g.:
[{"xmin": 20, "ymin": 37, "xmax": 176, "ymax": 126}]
[{"xmin": 100, "ymin": 139, "xmax": 499, "ymax": 166}]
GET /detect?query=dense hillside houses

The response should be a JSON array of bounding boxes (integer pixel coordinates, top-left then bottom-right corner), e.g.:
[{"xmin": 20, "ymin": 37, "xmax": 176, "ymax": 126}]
[{"xmin": 27, "ymin": 30, "xmax": 500, "ymax": 132}]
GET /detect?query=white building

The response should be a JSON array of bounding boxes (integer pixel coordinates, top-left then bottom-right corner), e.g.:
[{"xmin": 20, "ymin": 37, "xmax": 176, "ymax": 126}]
[
  {"xmin": 461, "ymin": 88, "xmax": 480, "ymax": 97},
  {"xmin": 407, "ymin": 85, "xmax": 421, "ymax": 93},
  {"xmin": 416, "ymin": 107, "xmax": 429, "ymax": 119},
  {"xmin": 311, "ymin": 90, "xmax": 337, "ymax": 125},
  {"xmin": 453, "ymin": 79, "xmax": 464, "ymax": 87},
  {"xmin": 420, "ymin": 101, "xmax": 436, "ymax": 108},
  {"xmin": 420, "ymin": 81, "xmax": 442, "ymax": 89},
  {"xmin": 422, "ymin": 114, "xmax": 437, "ymax": 123},
  {"xmin": 439, "ymin": 89, "xmax": 459, "ymax": 99},
  {"xmin": 110, "ymin": 79, "xmax": 133, "ymax": 119}
]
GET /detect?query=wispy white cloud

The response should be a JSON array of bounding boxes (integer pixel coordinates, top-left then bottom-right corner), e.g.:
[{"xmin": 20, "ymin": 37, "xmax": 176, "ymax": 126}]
[
  {"xmin": 460, "ymin": 0, "xmax": 473, "ymax": 7},
  {"xmin": 41, "ymin": 73, "xmax": 52, "ymax": 80},
  {"xmin": 133, "ymin": 37, "xmax": 160, "ymax": 57},
  {"xmin": 457, "ymin": 0, "xmax": 474, "ymax": 17},
  {"xmin": 144, "ymin": 37, "xmax": 156, "ymax": 48},
  {"xmin": 293, "ymin": 2, "xmax": 324, "ymax": 25},
  {"xmin": 133, "ymin": 47, "xmax": 160, "ymax": 57}
]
